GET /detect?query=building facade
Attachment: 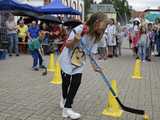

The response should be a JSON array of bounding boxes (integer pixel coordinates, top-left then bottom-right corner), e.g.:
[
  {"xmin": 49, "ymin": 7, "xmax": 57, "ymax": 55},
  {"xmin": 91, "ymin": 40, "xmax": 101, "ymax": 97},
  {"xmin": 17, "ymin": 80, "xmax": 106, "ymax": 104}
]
[
  {"xmin": 89, "ymin": 4, "xmax": 116, "ymax": 21},
  {"xmin": 62, "ymin": 0, "xmax": 84, "ymax": 21}
]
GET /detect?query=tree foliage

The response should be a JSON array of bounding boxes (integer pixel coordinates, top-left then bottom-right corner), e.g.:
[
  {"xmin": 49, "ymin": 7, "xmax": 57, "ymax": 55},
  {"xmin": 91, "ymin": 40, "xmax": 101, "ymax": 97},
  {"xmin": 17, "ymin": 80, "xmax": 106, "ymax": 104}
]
[
  {"xmin": 101, "ymin": 0, "xmax": 131, "ymax": 24},
  {"xmin": 84, "ymin": 0, "xmax": 131, "ymax": 23},
  {"xmin": 84, "ymin": 0, "xmax": 93, "ymax": 20}
]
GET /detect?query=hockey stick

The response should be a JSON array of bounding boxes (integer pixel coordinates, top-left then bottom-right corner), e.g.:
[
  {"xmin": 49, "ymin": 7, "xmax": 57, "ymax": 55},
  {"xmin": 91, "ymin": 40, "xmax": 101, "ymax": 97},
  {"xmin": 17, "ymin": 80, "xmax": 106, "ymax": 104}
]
[
  {"xmin": 40, "ymin": 47, "xmax": 48, "ymax": 76},
  {"xmin": 42, "ymin": 65, "xmax": 47, "ymax": 76},
  {"xmin": 81, "ymin": 41, "xmax": 145, "ymax": 115}
]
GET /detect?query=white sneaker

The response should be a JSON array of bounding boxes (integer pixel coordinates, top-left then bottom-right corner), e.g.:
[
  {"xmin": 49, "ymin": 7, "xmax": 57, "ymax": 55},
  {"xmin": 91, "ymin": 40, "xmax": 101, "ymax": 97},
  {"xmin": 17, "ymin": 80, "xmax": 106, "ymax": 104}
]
[
  {"xmin": 62, "ymin": 108, "xmax": 81, "ymax": 119},
  {"xmin": 60, "ymin": 96, "xmax": 64, "ymax": 109}
]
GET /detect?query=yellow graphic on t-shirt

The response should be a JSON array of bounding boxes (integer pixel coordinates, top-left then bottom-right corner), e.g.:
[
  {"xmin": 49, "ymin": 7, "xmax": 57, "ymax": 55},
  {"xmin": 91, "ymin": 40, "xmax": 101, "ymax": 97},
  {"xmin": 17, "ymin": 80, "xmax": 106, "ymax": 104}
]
[{"xmin": 71, "ymin": 47, "xmax": 85, "ymax": 67}]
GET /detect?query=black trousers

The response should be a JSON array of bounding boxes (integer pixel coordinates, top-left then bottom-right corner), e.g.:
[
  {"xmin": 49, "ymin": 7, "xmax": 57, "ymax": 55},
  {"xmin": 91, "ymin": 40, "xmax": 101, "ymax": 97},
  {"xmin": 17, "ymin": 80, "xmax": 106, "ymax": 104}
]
[{"xmin": 61, "ymin": 71, "xmax": 82, "ymax": 108}]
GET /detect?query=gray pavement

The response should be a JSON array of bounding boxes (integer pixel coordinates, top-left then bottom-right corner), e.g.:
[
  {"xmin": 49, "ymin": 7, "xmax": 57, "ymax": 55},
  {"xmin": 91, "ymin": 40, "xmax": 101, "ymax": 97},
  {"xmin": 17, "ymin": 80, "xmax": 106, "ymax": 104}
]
[{"xmin": 0, "ymin": 48, "xmax": 160, "ymax": 120}]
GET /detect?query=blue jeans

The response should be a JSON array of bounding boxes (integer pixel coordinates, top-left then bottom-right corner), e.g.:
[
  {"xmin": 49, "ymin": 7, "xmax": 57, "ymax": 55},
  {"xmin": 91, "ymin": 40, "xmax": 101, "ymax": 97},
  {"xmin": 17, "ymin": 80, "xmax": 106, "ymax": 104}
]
[
  {"xmin": 146, "ymin": 45, "xmax": 151, "ymax": 59},
  {"xmin": 31, "ymin": 49, "xmax": 43, "ymax": 68},
  {"xmin": 8, "ymin": 33, "xmax": 19, "ymax": 55},
  {"xmin": 138, "ymin": 45, "xmax": 146, "ymax": 61},
  {"xmin": 156, "ymin": 39, "xmax": 160, "ymax": 54}
]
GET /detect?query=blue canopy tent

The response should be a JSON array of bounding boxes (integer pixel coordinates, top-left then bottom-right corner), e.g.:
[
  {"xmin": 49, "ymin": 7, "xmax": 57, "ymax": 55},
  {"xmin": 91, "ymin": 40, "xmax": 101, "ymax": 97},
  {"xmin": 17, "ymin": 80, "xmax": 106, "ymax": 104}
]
[
  {"xmin": 39, "ymin": 0, "xmax": 81, "ymax": 15},
  {"xmin": 0, "ymin": 0, "xmax": 39, "ymax": 13}
]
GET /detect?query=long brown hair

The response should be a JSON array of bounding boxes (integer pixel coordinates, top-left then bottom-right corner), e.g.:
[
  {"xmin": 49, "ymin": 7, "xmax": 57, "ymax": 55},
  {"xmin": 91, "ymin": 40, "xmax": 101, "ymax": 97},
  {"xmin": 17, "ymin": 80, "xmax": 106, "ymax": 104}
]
[
  {"xmin": 140, "ymin": 26, "xmax": 146, "ymax": 34},
  {"xmin": 86, "ymin": 12, "xmax": 108, "ymax": 42}
]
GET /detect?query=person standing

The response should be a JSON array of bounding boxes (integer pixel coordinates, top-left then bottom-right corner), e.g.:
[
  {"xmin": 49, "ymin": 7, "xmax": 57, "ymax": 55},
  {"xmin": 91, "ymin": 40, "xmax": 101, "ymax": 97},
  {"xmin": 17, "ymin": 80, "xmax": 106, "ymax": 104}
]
[
  {"xmin": 17, "ymin": 20, "xmax": 28, "ymax": 53},
  {"xmin": 146, "ymin": 23, "xmax": 154, "ymax": 61},
  {"xmin": 132, "ymin": 25, "xmax": 140, "ymax": 57},
  {"xmin": 105, "ymin": 18, "xmax": 117, "ymax": 57},
  {"xmin": 28, "ymin": 31, "xmax": 46, "ymax": 71},
  {"xmin": 59, "ymin": 12, "xmax": 108, "ymax": 119},
  {"xmin": 28, "ymin": 21, "xmax": 41, "ymax": 70},
  {"xmin": 116, "ymin": 25, "xmax": 123, "ymax": 56},
  {"xmin": 6, "ymin": 13, "xmax": 19, "ymax": 56},
  {"xmin": 138, "ymin": 26, "xmax": 147, "ymax": 62},
  {"xmin": 155, "ymin": 24, "xmax": 160, "ymax": 56},
  {"xmin": 28, "ymin": 21, "xmax": 40, "ymax": 40},
  {"xmin": 17, "ymin": 20, "xmax": 28, "ymax": 42},
  {"xmin": 97, "ymin": 32, "xmax": 108, "ymax": 60}
]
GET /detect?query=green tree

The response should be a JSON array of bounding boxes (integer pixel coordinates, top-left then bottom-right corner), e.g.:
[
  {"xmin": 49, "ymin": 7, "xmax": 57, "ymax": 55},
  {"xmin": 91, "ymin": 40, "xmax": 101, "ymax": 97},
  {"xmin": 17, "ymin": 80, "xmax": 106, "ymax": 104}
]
[
  {"xmin": 101, "ymin": 0, "xmax": 131, "ymax": 24},
  {"xmin": 84, "ymin": 0, "xmax": 92, "ymax": 20}
]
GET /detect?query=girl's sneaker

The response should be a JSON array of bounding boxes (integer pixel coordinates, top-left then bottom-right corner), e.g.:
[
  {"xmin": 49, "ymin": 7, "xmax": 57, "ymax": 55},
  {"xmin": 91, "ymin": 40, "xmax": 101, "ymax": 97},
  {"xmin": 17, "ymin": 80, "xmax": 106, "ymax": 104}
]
[
  {"xmin": 62, "ymin": 108, "xmax": 81, "ymax": 119},
  {"xmin": 39, "ymin": 65, "xmax": 46, "ymax": 69},
  {"xmin": 32, "ymin": 67, "xmax": 39, "ymax": 71}
]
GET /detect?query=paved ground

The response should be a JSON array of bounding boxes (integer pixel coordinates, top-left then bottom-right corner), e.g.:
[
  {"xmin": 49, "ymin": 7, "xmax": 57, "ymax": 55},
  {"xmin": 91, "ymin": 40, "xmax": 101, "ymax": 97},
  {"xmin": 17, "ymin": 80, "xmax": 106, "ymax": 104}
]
[{"xmin": 0, "ymin": 46, "xmax": 160, "ymax": 120}]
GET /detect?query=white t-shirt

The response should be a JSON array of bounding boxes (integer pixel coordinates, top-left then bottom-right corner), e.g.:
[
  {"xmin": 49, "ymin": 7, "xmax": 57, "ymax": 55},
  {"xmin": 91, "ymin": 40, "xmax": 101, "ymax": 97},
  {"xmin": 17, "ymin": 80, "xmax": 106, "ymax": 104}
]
[
  {"xmin": 6, "ymin": 20, "xmax": 17, "ymax": 34},
  {"xmin": 97, "ymin": 33, "xmax": 107, "ymax": 47},
  {"xmin": 105, "ymin": 24, "xmax": 117, "ymax": 46},
  {"xmin": 59, "ymin": 25, "xmax": 104, "ymax": 75}
]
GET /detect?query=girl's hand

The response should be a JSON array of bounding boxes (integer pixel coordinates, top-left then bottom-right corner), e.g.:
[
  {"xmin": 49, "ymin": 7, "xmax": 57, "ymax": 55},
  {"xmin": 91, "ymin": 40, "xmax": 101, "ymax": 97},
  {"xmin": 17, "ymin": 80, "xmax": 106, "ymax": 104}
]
[
  {"xmin": 91, "ymin": 63, "xmax": 102, "ymax": 73},
  {"xmin": 74, "ymin": 33, "xmax": 81, "ymax": 42},
  {"xmin": 94, "ymin": 67, "xmax": 102, "ymax": 73}
]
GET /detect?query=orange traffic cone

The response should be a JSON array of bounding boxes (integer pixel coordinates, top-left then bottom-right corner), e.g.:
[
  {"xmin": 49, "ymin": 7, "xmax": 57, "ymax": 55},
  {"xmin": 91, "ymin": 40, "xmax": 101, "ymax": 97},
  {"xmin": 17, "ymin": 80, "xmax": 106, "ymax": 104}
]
[
  {"xmin": 50, "ymin": 60, "xmax": 62, "ymax": 85},
  {"xmin": 132, "ymin": 59, "xmax": 142, "ymax": 79},
  {"xmin": 102, "ymin": 80, "xmax": 123, "ymax": 118},
  {"xmin": 47, "ymin": 53, "xmax": 55, "ymax": 72}
]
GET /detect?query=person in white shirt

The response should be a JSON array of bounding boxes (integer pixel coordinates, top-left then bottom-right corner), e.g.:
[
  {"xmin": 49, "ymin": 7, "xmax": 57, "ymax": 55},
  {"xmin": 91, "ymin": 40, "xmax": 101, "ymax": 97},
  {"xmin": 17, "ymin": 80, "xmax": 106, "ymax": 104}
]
[
  {"xmin": 97, "ymin": 32, "xmax": 107, "ymax": 60},
  {"xmin": 59, "ymin": 12, "xmax": 108, "ymax": 119},
  {"xmin": 105, "ymin": 18, "xmax": 117, "ymax": 57},
  {"xmin": 6, "ymin": 13, "xmax": 19, "ymax": 56}
]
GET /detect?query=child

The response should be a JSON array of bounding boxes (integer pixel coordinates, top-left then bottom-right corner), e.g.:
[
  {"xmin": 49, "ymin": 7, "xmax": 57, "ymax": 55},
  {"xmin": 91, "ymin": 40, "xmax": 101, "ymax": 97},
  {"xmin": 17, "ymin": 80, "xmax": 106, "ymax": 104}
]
[
  {"xmin": 132, "ymin": 25, "xmax": 140, "ymax": 57},
  {"xmin": 138, "ymin": 26, "xmax": 147, "ymax": 62},
  {"xmin": 116, "ymin": 26, "xmax": 125, "ymax": 56},
  {"xmin": 28, "ymin": 31, "xmax": 45, "ymax": 71},
  {"xmin": 105, "ymin": 18, "xmax": 117, "ymax": 57},
  {"xmin": 59, "ymin": 12, "xmax": 108, "ymax": 119},
  {"xmin": 97, "ymin": 32, "xmax": 107, "ymax": 60},
  {"xmin": 146, "ymin": 23, "xmax": 154, "ymax": 61}
]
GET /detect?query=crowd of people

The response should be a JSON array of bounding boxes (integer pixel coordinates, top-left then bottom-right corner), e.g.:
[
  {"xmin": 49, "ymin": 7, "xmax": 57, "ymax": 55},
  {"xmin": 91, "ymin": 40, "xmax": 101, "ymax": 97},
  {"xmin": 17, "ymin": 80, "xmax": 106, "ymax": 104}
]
[
  {"xmin": 2, "ymin": 11, "xmax": 160, "ymax": 119},
  {"xmin": 4, "ymin": 12, "xmax": 160, "ymax": 69},
  {"xmin": 4, "ymin": 12, "xmax": 129, "ymax": 70},
  {"xmin": 129, "ymin": 19, "xmax": 160, "ymax": 62},
  {"xmin": 5, "ymin": 13, "xmax": 71, "ymax": 70}
]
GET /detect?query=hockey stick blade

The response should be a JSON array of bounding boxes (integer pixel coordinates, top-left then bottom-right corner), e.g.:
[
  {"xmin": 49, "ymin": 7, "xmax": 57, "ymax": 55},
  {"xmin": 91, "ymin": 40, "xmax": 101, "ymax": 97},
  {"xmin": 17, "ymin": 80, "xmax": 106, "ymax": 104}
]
[
  {"xmin": 42, "ymin": 67, "xmax": 47, "ymax": 76},
  {"xmin": 115, "ymin": 97, "xmax": 145, "ymax": 115}
]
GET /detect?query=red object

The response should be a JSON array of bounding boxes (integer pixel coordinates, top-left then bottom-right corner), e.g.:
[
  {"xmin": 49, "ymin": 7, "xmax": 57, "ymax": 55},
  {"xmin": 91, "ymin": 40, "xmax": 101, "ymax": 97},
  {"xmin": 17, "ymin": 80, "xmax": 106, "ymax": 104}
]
[
  {"xmin": 81, "ymin": 24, "xmax": 89, "ymax": 36},
  {"xmin": 132, "ymin": 32, "xmax": 140, "ymax": 48},
  {"xmin": 52, "ymin": 25, "xmax": 61, "ymax": 36},
  {"xmin": 52, "ymin": 25, "xmax": 60, "ymax": 32}
]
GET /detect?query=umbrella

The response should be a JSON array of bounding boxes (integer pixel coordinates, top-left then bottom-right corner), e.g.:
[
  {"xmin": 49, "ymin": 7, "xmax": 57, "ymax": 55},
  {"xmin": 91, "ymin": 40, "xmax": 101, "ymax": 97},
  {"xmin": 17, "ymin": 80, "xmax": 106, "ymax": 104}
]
[
  {"xmin": 12, "ymin": 11, "xmax": 61, "ymax": 24},
  {"xmin": 12, "ymin": 10, "xmax": 41, "ymax": 17},
  {"xmin": 37, "ymin": 15, "xmax": 62, "ymax": 24},
  {"xmin": 12, "ymin": 10, "xmax": 41, "ymax": 24},
  {"xmin": 63, "ymin": 19, "xmax": 82, "ymax": 28}
]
